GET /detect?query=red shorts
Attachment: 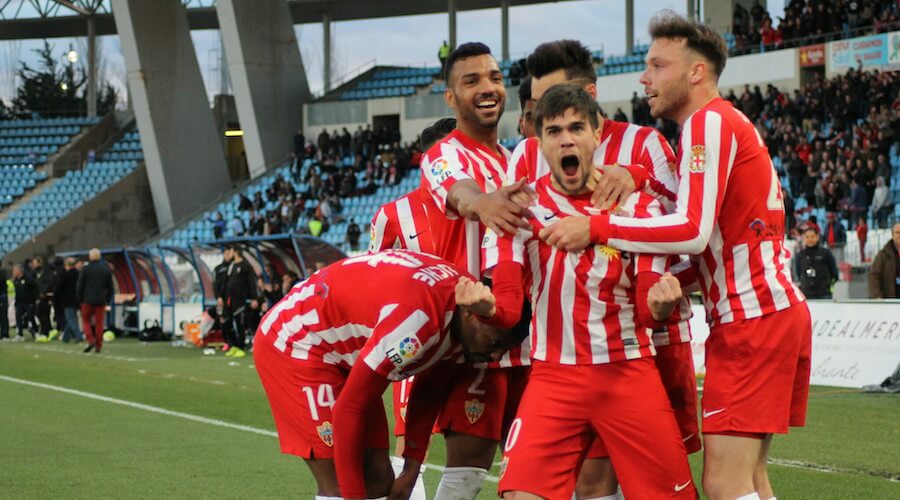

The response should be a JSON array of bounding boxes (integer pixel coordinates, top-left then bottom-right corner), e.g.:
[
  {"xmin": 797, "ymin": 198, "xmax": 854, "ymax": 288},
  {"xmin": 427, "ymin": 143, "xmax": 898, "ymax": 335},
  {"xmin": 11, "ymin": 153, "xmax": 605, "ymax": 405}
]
[
  {"xmin": 502, "ymin": 366, "xmax": 530, "ymax": 440},
  {"xmin": 254, "ymin": 338, "xmax": 389, "ymax": 459},
  {"xmin": 499, "ymin": 359, "xmax": 695, "ymax": 499},
  {"xmin": 391, "ymin": 377, "xmax": 416, "ymax": 436},
  {"xmin": 702, "ymin": 302, "xmax": 812, "ymax": 435},
  {"xmin": 656, "ymin": 342, "xmax": 701, "ymax": 454},
  {"xmin": 435, "ymin": 365, "xmax": 507, "ymax": 441}
]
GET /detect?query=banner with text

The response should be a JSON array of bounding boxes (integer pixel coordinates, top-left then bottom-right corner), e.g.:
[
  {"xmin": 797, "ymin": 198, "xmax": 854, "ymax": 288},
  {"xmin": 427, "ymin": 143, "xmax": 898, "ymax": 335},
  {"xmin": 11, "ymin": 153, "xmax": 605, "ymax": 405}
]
[
  {"xmin": 687, "ymin": 300, "xmax": 900, "ymax": 388},
  {"xmin": 830, "ymin": 33, "xmax": 889, "ymax": 70}
]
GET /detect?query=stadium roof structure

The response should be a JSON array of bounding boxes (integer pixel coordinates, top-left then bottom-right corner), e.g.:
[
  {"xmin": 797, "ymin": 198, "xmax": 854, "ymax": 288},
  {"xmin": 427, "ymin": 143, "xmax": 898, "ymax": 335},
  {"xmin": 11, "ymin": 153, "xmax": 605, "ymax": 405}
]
[{"xmin": 0, "ymin": 0, "xmax": 573, "ymax": 40}]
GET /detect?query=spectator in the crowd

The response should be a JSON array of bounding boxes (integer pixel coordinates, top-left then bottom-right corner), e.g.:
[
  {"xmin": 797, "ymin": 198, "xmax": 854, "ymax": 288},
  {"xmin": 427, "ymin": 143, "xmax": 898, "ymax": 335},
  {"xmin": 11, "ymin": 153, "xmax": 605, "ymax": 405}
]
[
  {"xmin": 252, "ymin": 192, "xmax": 264, "ymax": 212},
  {"xmin": 345, "ymin": 219, "xmax": 361, "ymax": 251},
  {"xmin": 12, "ymin": 264, "xmax": 37, "ymax": 341},
  {"xmin": 438, "ymin": 40, "xmax": 451, "ymax": 77},
  {"xmin": 308, "ymin": 214, "xmax": 326, "ymax": 237},
  {"xmin": 229, "ymin": 214, "xmax": 245, "ymax": 237},
  {"xmin": 76, "ymin": 248, "xmax": 114, "ymax": 353},
  {"xmin": 849, "ymin": 178, "xmax": 868, "ymax": 228},
  {"xmin": 55, "ymin": 257, "xmax": 82, "ymax": 343},
  {"xmin": 293, "ymin": 129, "xmax": 305, "ymax": 158},
  {"xmin": 237, "ymin": 193, "xmax": 252, "ymax": 211},
  {"xmin": 281, "ymin": 271, "xmax": 300, "ymax": 295},
  {"xmin": 51, "ymin": 256, "xmax": 65, "ymax": 334},
  {"xmin": 210, "ymin": 212, "xmax": 225, "ymax": 240},
  {"xmin": 856, "ymin": 217, "xmax": 869, "ymax": 261},
  {"xmin": 221, "ymin": 246, "xmax": 257, "ymax": 359},
  {"xmin": 871, "ymin": 177, "xmax": 892, "ymax": 228},
  {"xmin": 794, "ymin": 226, "xmax": 839, "ymax": 299},
  {"xmin": 33, "ymin": 256, "xmax": 57, "ymax": 341},
  {"xmin": 822, "ymin": 212, "xmax": 847, "ymax": 261},
  {"xmin": 317, "ymin": 128, "xmax": 330, "ymax": 160},
  {"xmin": 0, "ymin": 261, "xmax": 8, "ymax": 341},
  {"xmin": 868, "ymin": 222, "xmax": 900, "ymax": 299}
]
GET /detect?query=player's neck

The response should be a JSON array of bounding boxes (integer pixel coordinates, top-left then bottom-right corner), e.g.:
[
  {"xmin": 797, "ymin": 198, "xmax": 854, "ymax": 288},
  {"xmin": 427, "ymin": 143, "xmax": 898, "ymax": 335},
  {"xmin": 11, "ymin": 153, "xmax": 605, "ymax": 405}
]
[
  {"xmin": 676, "ymin": 87, "xmax": 721, "ymax": 125},
  {"xmin": 456, "ymin": 122, "xmax": 499, "ymax": 154}
]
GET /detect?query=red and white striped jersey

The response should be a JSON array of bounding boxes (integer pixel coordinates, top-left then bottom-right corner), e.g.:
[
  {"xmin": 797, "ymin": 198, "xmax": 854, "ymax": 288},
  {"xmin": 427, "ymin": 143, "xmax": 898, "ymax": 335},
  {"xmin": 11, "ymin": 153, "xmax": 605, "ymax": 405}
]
[
  {"xmin": 255, "ymin": 250, "xmax": 465, "ymax": 381},
  {"xmin": 369, "ymin": 190, "xmax": 434, "ymax": 254},
  {"xmin": 594, "ymin": 98, "xmax": 804, "ymax": 327},
  {"xmin": 420, "ymin": 129, "xmax": 509, "ymax": 278},
  {"xmin": 507, "ymin": 120, "xmax": 677, "ymax": 211},
  {"xmin": 484, "ymin": 177, "xmax": 665, "ymax": 365}
]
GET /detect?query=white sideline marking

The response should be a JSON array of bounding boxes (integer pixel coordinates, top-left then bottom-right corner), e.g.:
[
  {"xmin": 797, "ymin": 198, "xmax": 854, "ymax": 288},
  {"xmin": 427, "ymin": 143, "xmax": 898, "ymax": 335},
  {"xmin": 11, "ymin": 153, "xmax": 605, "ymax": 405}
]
[
  {"xmin": 0, "ymin": 374, "xmax": 500, "ymax": 482},
  {"xmin": 5, "ymin": 375, "xmax": 888, "ymax": 485}
]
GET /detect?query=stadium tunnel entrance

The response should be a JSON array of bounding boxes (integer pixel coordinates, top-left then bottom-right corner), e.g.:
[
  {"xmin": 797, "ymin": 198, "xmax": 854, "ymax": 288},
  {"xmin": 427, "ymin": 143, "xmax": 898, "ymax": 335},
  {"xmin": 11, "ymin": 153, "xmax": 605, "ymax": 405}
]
[{"xmin": 57, "ymin": 234, "xmax": 345, "ymax": 337}]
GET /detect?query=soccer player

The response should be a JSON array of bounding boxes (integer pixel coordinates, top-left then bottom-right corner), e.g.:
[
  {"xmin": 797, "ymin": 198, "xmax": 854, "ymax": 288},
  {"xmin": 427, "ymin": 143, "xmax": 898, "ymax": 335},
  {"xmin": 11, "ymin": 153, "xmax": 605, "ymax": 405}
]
[
  {"xmin": 517, "ymin": 76, "xmax": 536, "ymax": 139},
  {"xmin": 509, "ymin": 39, "xmax": 699, "ymax": 499},
  {"xmin": 253, "ymin": 250, "xmax": 519, "ymax": 500},
  {"xmin": 483, "ymin": 84, "xmax": 695, "ymax": 499},
  {"xmin": 368, "ymin": 118, "xmax": 455, "ymax": 500},
  {"xmin": 410, "ymin": 42, "xmax": 533, "ymax": 499},
  {"xmin": 540, "ymin": 12, "xmax": 811, "ymax": 500}
]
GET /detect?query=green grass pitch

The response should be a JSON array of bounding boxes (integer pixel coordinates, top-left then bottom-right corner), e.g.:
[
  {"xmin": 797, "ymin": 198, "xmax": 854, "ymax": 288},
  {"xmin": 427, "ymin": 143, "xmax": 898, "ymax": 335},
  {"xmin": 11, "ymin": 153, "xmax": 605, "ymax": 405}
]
[{"xmin": 1, "ymin": 338, "xmax": 897, "ymax": 499}]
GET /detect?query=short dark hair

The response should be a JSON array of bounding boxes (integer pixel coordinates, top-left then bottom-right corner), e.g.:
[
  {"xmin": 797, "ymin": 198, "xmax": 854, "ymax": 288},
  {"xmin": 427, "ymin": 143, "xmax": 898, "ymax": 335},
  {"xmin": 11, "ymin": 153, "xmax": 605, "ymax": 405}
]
[
  {"xmin": 420, "ymin": 118, "xmax": 457, "ymax": 150},
  {"xmin": 444, "ymin": 42, "xmax": 493, "ymax": 82},
  {"xmin": 802, "ymin": 225, "xmax": 819, "ymax": 235},
  {"xmin": 526, "ymin": 40, "xmax": 595, "ymax": 84},
  {"xmin": 534, "ymin": 83, "xmax": 600, "ymax": 135},
  {"xmin": 648, "ymin": 10, "xmax": 728, "ymax": 77},
  {"xmin": 518, "ymin": 76, "xmax": 532, "ymax": 110}
]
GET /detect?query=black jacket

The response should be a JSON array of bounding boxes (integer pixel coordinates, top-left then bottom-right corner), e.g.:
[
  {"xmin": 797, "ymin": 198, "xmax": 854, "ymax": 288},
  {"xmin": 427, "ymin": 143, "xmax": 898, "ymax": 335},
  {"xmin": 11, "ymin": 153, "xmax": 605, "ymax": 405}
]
[
  {"xmin": 794, "ymin": 244, "xmax": 838, "ymax": 299},
  {"xmin": 36, "ymin": 265, "xmax": 57, "ymax": 298},
  {"xmin": 225, "ymin": 260, "xmax": 257, "ymax": 307},
  {"xmin": 55, "ymin": 268, "xmax": 80, "ymax": 308},
  {"xmin": 76, "ymin": 260, "xmax": 114, "ymax": 306},
  {"xmin": 213, "ymin": 261, "xmax": 230, "ymax": 300},
  {"xmin": 13, "ymin": 272, "xmax": 38, "ymax": 303}
]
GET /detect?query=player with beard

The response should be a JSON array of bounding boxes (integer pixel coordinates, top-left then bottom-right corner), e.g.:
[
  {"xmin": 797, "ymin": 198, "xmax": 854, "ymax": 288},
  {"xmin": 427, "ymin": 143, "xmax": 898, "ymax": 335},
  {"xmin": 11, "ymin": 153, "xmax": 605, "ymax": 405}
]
[
  {"xmin": 509, "ymin": 39, "xmax": 700, "ymax": 500},
  {"xmin": 392, "ymin": 42, "xmax": 533, "ymax": 500},
  {"xmin": 483, "ymin": 84, "xmax": 695, "ymax": 499},
  {"xmin": 540, "ymin": 12, "xmax": 811, "ymax": 500}
]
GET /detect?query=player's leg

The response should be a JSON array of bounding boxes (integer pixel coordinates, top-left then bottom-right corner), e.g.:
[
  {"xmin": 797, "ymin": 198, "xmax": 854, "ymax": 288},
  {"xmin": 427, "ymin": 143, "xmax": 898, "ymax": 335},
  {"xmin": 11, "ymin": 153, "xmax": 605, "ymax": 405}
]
[
  {"xmin": 590, "ymin": 358, "xmax": 695, "ymax": 498},
  {"xmin": 655, "ymin": 342, "xmax": 702, "ymax": 454},
  {"xmin": 391, "ymin": 377, "xmax": 427, "ymax": 500},
  {"xmin": 574, "ymin": 457, "xmax": 619, "ymax": 499},
  {"xmin": 753, "ymin": 434, "xmax": 774, "ymax": 499},
  {"xmin": 435, "ymin": 366, "xmax": 507, "ymax": 499},
  {"xmin": 500, "ymin": 362, "xmax": 594, "ymax": 500},
  {"xmin": 702, "ymin": 433, "xmax": 762, "ymax": 499},
  {"xmin": 305, "ymin": 458, "xmax": 341, "ymax": 498}
]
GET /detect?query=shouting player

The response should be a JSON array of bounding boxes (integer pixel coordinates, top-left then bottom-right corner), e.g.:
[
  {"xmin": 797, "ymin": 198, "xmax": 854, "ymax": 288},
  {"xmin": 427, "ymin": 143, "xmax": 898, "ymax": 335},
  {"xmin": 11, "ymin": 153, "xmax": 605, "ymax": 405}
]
[
  {"xmin": 485, "ymin": 84, "xmax": 696, "ymax": 499},
  {"xmin": 516, "ymin": 39, "xmax": 701, "ymax": 499},
  {"xmin": 541, "ymin": 12, "xmax": 811, "ymax": 500},
  {"xmin": 253, "ymin": 250, "xmax": 519, "ymax": 500}
]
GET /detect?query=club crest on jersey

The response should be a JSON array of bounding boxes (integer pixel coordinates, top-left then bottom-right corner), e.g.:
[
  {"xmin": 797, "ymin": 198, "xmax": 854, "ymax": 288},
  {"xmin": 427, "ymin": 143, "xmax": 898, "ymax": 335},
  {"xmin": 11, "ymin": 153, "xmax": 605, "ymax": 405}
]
[
  {"xmin": 316, "ymin": 421, "xmax": 334, "ymax": 447},
  {"xmin": 464, "ymin": 399, "xmax": 485, "ymax": 424},
  {"xmin": 400, "ymin": 406, "xmax": 407, "ymax": 422},
  {"xmin": 430, "ymin": 158, "xmax": 453, "ymax": 182},
  {"xmin": 368, "ymin": 223, "xmax": 377, "ymax": 252},
  {"xmin": 689, "ymin": 145, "xmax": 707, "ymax": 173}
]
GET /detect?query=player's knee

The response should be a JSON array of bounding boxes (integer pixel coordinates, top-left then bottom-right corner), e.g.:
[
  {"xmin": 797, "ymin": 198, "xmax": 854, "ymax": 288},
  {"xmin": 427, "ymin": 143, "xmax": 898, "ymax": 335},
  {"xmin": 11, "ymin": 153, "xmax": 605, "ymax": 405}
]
[
  {"xmin": 364, "ymin": 455, "xmax": 394, "ymax": 497},
  {"xmin": 306, "ymin": 459, "xmax": 340, "ymax": 497},
  {"xmin": 444, "ymin": 433, "xmax": 498, "ymax": 469},
  {"xmin": 574, "ymin": 460, "xmax": 618, "ymax": 499},
  {"xmin": 435, "ymin": 466, "xmax": 487, "ymax": 500}
]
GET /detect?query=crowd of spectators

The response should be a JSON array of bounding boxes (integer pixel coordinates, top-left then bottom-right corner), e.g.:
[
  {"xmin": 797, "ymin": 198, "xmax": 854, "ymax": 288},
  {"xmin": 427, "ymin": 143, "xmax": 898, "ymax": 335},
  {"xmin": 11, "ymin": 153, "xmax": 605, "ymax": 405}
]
[
  {"xmin": 721, "ymin": 68, "xmax": 899, "ymax": 234},
  {"xmin": 732, "ymin": 0, "xmax": 899, "ymax": 52},
  {"xmin": 0, "ymin": 250, "xmax": 113, "ymax": 352}
]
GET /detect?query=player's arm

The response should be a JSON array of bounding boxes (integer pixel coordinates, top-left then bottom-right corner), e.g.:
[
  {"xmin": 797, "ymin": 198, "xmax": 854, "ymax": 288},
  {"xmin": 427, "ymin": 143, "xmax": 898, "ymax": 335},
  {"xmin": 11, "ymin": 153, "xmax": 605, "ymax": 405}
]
[
  {"xmin": 591, "ymin": 163, "xmax": 644, "ymax": 210},
  {"xmin": 332, "ymin": 363, "xmax": 392, "ymax": 500},
  {"xmin": 636, "ymin": 271, "xmax": 684, "ymax": 328},
  {"xmin": 636, "ymin": 128, "xmax": 678, "ymax": 212},
  {"xmin": 479, "ymin": 226, "xmax": 530, "ymax": 328},
  {"xmin": 541, "ymin": 111, "xmax": 735, "ymax": 254},
  {"xmin": 368, "ymin": 204, "xmax": 397, "ymax": 252},
  {"xmin": 448, "ymin": 178, "xmax": 533, "ymax": 237}
]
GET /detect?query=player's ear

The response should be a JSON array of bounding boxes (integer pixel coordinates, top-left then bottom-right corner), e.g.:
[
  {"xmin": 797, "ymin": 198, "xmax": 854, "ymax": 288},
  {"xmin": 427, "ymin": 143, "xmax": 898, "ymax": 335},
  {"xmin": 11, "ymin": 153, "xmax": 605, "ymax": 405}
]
[
  {"xmin": 689, "ymin": 61, "xmax": 705, "ymax": 84},
  {"xmin": 585, "ymin": 82, "xmax": 598, "ymax": 100},
  {"xmin": 444, "ymin": 85, "xmax": 455, "ymax": 110}
]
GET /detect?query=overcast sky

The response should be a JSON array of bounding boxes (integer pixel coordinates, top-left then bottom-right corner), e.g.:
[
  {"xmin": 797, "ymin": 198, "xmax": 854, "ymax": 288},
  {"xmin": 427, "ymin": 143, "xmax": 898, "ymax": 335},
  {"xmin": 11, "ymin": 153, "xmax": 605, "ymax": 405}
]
[{"xmin": 0, "ymin": 0, "xmax": 786, "ymax": 105}]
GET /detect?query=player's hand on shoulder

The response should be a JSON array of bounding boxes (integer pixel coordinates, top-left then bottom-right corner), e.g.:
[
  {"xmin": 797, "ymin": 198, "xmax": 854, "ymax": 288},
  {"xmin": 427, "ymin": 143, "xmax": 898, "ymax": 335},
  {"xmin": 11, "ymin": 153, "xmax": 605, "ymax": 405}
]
[
  {"xmin": 591, "ymin": 163, "xmax": 636, "ymax": 210},
  {"xmin": 455, "ymin": 277, "xmax": 496, "ymax": 318},
  {"xmin": 473, "ymin": 178, "xmax": 533, "ymax": 237},
  {"xmin": 648, "ymin": 272, "xmax": 683, "ymax": 321},
  {"xmin": 538, "ymin": 215, "xmax": 592, "ymax": 252}
]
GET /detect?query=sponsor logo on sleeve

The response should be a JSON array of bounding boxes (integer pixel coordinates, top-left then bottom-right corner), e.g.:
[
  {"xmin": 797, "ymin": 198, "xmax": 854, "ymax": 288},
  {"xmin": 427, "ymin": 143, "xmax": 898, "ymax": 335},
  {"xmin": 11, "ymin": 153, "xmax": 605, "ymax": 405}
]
[
  {"xmin": 429, "ymin": 158, "xmax": 454, "ymax": 183},
  {"xmin": 689, "ymin": 145, "xmax": 707, "ymax": 173},
  {"xmin": 386, "ymin": 336, "xmax": 422, "ymax": 366}
]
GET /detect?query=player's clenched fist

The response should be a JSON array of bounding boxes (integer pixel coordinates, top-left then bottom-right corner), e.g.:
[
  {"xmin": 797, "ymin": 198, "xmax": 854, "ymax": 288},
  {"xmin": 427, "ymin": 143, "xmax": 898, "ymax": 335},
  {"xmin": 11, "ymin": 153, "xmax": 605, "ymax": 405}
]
[
  {"xmin": 648, "ymin": 272, "xmax": 683, "ymax": 321},
  {"xmin": 455, "ymin": 277, "xmax": 496, "ymax": 318}
]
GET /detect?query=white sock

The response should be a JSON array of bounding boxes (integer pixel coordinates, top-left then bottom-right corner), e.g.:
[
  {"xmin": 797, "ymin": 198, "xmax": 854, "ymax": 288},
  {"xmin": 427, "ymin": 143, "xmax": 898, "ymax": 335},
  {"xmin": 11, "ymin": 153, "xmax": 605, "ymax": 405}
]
[
  {"xmin": 768, "ymin": 497, "xmax": 777, "ymax": 500},
  {"xmin": 390, "ymin": 456, "xmax": 427, "ymax": 500},
  {"xmin": 434, "ymin": 466, "xmax": 488, "ymax": 500},
  {"xmin": 735, "ymin": 494, "xmax": 760, "ymax": 500},
  {"xmin": 314, "ymin": 496, "xmax": 341, "ymax": 500},
  {"xmin": 580, "ymin": 494, "xmax": 621, "ymax": 500}
]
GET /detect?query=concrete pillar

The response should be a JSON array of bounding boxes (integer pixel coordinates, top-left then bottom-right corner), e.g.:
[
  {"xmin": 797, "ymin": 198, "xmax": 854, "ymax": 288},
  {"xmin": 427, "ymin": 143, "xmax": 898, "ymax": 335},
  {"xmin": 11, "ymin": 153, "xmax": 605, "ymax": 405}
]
[
  {"xmin": 323, "ymin": 12, "xmax": 331, "ymax": 92},
  {"xmin": 625, "ymin": 0, "xmax": 634, "ymax": 55},
  {"xmin": 87, "ymin": 15, "xmax": 97, "ymax": 117},
  {"xmin": 111, "ymin": 0, "xmax": 231, "ymax": 231},
  {"xmin": 501, "ymin": 0, "xmax": 509, "ymax": 61},
  {"xmin": 216, "ymin": 0, "xmax": 310, "ymax": 179},
  {"xmin": 448, "ymin": 0, "xmax": 457, "ymax": 49}
]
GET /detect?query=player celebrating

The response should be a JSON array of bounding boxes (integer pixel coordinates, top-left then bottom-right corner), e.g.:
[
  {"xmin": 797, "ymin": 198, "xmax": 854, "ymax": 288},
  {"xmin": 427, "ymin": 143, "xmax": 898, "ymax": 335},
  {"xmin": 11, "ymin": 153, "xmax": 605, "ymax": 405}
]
[
  {"xmin": 484, "ymin": 84, "xmax": 695, "ymax": 499},
  {"xmin": 407, "ymin": 42, "xmax": 532, "ymax": 499},
  {"xmin": 540, "ymin": 12, "xmax": 811, "ymax": 500},
  {"xmin": 253, "ymin": 250, "xmax": 519, "ymax": 500},
  {"xmin": 510, "ymin": 39, "xmax": 700, "ymax": 499}
]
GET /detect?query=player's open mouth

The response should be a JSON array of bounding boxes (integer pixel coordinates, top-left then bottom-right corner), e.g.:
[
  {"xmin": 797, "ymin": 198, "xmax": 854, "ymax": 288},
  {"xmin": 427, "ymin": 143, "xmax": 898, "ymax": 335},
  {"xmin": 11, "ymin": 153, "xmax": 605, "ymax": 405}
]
[
  {"xmin": 475, "ymin": 98, "xmax": 499, "ymax": 111},
  {"xmin": 645, "ymin": 90, "xmax": 658, "ymax": 106},
  {"xmin": 561, "ymin": 154, "xmax": 580, "ymax": 176}
]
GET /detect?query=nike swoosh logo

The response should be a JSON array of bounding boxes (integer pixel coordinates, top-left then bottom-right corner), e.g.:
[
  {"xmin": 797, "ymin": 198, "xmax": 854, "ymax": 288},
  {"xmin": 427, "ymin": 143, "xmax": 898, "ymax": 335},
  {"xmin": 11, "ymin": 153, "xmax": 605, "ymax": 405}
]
[
  {"xmin": 674, "ymin": 480, "xmax": 691, "ymax": 492},
  {"xmin": 682, "ymin": 433, "xmax": 695, "ymax": 442},
  {"xmin": 409, "ymin": 232, "xmax": 424, "ymax": 240},
  {"xmin": 702, "ymin": 408, "xmax": 725, "ymax": 418},
  {"xmin": 543, "ymin": 212, "xmax": 559, "ymax": 221}
]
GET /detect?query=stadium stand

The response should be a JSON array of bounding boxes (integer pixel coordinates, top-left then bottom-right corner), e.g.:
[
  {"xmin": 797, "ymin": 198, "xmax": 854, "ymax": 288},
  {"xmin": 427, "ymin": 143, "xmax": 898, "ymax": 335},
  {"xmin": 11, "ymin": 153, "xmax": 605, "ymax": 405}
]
[
  {"xmin": 0, "ymin": 116, "xmax": 101, "ymax": 207},
  {"xmin": 0, "ymin": 125, "xmax": 142, "ymax": 255},
  {"xmin": 341, "ymin": 66, "xmax": 439, "ymax": 100}
]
